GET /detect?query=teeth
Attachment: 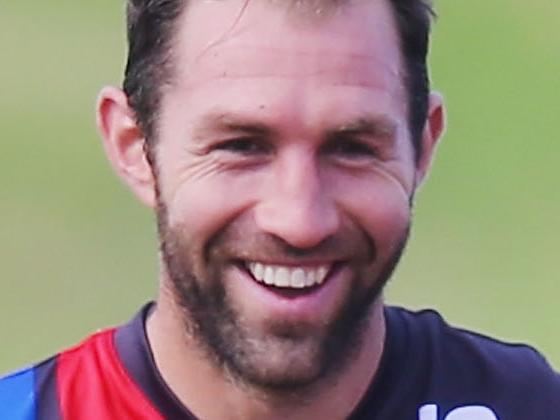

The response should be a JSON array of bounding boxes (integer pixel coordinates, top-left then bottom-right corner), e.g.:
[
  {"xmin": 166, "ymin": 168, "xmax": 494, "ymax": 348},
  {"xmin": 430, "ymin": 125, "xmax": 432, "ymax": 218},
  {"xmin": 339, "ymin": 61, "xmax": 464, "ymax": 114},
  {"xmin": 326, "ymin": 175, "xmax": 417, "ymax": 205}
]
[
  {"xmin": 253, "ymin": 263, "xmax": 265, "ymax": 280},
  {"xmin": 291, "ymin": 268, "xmax": 306, "ymax": 288},
  {"xmin": 275, "ymin": 267, "xmax": 291, "ymax": 287},
  {"xmin": 247, "ymin": 263, "xmax": 331, "ymax": 289},
  {"xmin": 316, "ymin": 267, "xmax": 328, "ymax": 285},
  {"xmin": 304, "ymin": 270, "xmax": 317, "ymax": 287},
  {"xmin": 263, "ymin": 265, "xmax": 275, "ymax": 285}
]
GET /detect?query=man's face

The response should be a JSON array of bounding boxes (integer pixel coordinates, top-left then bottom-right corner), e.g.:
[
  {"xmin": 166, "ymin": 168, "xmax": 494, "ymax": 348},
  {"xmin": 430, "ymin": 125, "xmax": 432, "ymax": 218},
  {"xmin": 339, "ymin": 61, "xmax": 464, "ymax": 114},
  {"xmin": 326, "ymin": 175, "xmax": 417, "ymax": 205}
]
[{"xmin": 153, "ymin": 0, "xmax": 417, "ymax": 391}]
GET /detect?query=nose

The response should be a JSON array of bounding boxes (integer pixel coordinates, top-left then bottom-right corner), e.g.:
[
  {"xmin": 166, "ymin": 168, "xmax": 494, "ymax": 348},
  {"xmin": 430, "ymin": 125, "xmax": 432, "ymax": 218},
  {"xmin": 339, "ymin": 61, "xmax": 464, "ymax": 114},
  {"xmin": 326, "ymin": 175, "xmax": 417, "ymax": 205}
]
[{"xmin": 254, "ymin": 152, "xmax": 340, "ymax": 249}]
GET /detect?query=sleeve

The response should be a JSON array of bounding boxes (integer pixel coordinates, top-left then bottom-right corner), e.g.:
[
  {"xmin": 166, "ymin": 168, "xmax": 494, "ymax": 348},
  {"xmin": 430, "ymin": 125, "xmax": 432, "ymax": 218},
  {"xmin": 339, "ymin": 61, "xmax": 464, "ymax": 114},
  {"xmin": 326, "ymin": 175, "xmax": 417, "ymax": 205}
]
[
  {"xmin": 0, "ymin": 368, "xmax": 37, "ymax": 420},
  {"xmin": 516, "ymin": 348, "xmax": 560, "ymax": 419}
]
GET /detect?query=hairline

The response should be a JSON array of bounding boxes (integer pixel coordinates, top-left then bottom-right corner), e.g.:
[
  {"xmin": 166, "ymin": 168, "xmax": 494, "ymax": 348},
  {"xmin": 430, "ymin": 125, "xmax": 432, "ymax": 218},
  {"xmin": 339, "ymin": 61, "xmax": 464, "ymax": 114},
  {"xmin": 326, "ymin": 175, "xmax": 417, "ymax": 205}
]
[{"xmin": 127, "ymin": 0, "xmax": 432, "ymax": 163}]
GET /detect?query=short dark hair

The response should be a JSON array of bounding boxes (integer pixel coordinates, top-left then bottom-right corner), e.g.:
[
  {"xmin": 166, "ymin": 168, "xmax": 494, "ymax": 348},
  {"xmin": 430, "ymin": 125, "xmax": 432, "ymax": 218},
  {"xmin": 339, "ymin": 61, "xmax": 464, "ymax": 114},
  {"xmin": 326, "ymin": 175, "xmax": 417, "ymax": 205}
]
[{"xmin": 123, "ymin": 0, "xmax": 435, "ymax": 161}]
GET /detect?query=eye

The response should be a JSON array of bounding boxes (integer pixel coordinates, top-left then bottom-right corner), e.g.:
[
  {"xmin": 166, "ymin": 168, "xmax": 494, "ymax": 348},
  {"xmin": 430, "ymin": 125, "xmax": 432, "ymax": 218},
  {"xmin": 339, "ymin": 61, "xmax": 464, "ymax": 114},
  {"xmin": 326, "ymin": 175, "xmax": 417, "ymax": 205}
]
[
  {"xmin": 323, "ymin": 136, "xmax": 377, "ymax": 159},
  {"xmin": 214, "ymin": 138, "xmax": 270, "ymax": 155}
]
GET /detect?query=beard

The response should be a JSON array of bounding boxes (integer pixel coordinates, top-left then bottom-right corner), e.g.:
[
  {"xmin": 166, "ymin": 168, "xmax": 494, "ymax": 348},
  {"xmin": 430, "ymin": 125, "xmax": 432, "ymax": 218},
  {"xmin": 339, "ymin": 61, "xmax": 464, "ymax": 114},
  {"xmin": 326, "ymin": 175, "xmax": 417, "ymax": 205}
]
[{"xmin": 156, "ymin": 198, "xmax": 410, "ymax": 395}]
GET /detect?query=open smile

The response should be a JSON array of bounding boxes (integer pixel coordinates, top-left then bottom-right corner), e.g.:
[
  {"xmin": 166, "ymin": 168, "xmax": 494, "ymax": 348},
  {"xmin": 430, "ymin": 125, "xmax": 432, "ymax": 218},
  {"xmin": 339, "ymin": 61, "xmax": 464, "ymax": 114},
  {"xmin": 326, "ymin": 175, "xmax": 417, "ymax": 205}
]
[
  {"xmin": 225, "ymin": 259, "xmax": 353, "ymax": 321},
  {"xmin": 243, "ymin": 261, "xmax": 340, "ymax": 289}
]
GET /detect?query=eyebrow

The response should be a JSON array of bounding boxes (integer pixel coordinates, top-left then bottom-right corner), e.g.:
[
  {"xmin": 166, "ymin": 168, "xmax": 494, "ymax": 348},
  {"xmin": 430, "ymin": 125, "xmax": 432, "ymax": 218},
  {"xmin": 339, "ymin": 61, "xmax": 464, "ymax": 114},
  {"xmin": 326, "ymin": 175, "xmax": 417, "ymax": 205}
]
[
  {"xmin": 193, "ymin": 112, "xmax": 397, "ymax": 141},
  {"xmin": 328, "ymin": 117, "xmax": 397, "ymax": 139},
  {"xmin": 193, "ymin": 112, "xmax": 276, "ymax": 140}
]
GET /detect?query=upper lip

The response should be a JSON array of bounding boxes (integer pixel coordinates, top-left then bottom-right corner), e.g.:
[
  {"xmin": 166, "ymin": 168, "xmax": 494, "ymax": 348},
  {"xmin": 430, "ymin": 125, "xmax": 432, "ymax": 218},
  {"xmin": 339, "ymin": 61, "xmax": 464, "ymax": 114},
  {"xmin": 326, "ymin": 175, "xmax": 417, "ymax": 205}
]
[{"xmin": 236, "ymin": 258, "xmax": 342, "ymax": 268}]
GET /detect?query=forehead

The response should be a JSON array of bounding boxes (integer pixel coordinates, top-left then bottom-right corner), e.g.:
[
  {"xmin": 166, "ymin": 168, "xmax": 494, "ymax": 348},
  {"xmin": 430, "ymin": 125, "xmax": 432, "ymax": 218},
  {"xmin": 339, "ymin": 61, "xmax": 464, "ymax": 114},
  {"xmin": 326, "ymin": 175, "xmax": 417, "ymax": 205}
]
[
  {"xmin": 160, "ymin": 0, "xmax": 407, "ymax": 131},
  {"xmin": 172, "ymin": 0, "xmax": 403, "ymax": 87}
]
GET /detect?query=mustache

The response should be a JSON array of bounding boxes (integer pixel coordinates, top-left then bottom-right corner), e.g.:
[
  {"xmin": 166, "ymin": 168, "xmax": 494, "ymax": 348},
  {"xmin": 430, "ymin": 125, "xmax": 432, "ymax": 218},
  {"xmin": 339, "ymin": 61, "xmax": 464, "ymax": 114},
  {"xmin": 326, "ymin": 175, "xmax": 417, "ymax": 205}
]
[{"xmin": 206, "ymin": 222, "xmax": 376, "ymax": 264}]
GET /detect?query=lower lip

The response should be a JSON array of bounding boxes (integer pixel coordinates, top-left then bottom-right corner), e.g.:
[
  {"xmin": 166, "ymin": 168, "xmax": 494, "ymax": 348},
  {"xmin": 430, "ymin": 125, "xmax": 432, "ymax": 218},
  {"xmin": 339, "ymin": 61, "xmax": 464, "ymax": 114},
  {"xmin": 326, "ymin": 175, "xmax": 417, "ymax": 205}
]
[{"xmin": 228, "ymin": 264, "xmax": 350, "ymax": 322}]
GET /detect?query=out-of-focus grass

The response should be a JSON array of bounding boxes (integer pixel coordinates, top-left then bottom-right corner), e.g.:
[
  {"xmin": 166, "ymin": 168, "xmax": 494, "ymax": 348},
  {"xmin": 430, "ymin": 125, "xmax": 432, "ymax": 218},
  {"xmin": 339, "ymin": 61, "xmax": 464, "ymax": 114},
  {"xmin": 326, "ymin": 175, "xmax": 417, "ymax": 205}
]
[
  {"xmin": 1, "ymin": 1, "xmax": 559, "ymax": 373},
  {"xmin": 389, "ymin": 0, "xmax": 560, "ymax": 364}
]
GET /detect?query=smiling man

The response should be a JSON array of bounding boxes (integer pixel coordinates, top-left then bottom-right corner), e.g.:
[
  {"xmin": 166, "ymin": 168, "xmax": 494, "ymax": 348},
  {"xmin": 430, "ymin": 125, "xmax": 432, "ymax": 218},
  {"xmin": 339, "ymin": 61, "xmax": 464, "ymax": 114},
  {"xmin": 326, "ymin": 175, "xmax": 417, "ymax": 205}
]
[{"xmin": 1, "ymin": 0, "xmax": 559, "ymax": 419}]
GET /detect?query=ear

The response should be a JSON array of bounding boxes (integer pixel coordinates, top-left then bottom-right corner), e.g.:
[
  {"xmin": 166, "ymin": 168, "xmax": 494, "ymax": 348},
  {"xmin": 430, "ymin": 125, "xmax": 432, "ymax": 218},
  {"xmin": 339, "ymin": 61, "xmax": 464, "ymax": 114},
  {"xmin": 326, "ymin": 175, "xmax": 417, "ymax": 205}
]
[
  {"xmin": 96, "ymin": 86, "xmax": 157, "ymax": 208},
  {"xmin": 415, "ymin": 91, "xmax": 446, "ymax": 187}
]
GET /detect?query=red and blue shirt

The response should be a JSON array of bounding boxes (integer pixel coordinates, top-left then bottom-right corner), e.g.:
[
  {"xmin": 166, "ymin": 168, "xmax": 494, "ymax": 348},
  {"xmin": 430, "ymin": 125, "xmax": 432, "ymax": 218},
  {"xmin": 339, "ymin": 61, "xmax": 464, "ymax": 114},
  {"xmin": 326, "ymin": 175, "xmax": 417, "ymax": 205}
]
[
  {"xmin": 2, "ymin": 304, "xmax": 560, "ymax": 419},
  {"xmin": 0, "ymin": 304, "xmax": 196, "ymax": 419}
]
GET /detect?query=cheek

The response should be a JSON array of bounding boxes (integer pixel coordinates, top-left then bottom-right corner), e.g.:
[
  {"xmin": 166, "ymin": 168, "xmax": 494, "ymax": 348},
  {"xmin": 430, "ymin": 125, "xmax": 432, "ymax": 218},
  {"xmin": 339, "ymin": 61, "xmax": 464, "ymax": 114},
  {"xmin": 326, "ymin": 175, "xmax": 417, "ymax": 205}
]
[
  {"xmin": 161, "ymin": 170, "xmax": 259, "ymax": 248},
  {"xmin": 335, "ymin": 175, "xmax": 411, "ymax": 255}
]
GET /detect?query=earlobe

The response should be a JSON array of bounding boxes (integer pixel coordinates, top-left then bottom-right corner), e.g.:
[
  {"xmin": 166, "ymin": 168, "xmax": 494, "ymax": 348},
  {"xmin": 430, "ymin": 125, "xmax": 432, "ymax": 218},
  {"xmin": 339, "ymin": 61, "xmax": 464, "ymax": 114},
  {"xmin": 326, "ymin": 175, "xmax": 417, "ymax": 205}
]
[
  {"xmin": 96, "ymin": 87, "xmax": 157, "ymax": 208},
  {"xmin": 415, "ymin": 91, "xmax": 446, "ymax": 186}
]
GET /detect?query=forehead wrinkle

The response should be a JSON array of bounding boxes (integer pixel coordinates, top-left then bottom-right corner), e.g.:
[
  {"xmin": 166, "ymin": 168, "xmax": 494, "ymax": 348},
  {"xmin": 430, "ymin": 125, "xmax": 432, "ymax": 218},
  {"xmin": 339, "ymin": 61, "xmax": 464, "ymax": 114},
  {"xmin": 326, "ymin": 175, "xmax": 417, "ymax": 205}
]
[
  {"xmin": 180, "ymin": 45, "xmax": 403, "ymax": 91},
  {"xmin": 171, "ymin": 0, "xmax": 405, "ymax": 92}
]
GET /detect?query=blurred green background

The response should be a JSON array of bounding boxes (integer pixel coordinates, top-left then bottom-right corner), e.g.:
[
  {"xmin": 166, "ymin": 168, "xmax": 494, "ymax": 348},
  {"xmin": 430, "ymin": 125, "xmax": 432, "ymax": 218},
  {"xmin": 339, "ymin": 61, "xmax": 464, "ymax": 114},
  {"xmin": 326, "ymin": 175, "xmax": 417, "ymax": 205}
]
[{"xmin": 1, "ymin": 1, "xmax": 559, "ymax": 374}]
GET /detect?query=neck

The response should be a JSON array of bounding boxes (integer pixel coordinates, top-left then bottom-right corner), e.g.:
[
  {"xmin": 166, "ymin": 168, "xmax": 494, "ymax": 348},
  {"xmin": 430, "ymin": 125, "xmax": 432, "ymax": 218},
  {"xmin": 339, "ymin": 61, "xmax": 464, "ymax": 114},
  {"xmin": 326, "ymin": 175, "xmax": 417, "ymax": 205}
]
[{"xmin": 147, "ymin": 285, "xmax": 386, "ymax": 420}]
